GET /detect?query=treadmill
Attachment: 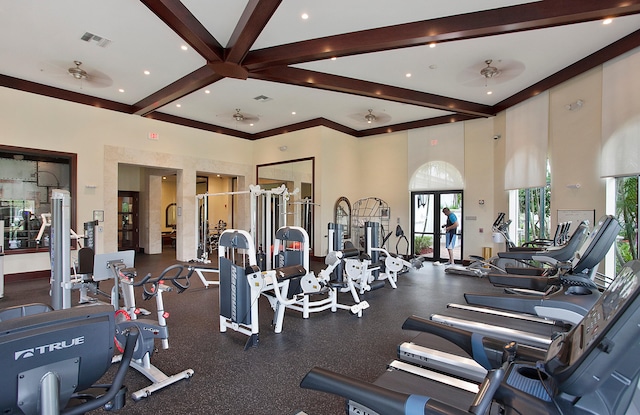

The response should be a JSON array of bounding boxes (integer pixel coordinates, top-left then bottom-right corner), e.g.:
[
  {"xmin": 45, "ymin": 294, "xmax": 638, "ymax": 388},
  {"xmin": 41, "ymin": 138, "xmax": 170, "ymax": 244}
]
[
  {"xmin": 301, "ymin": 260, "xmax": 640, "ymax": 415},
  {"xmin": 445, "ymin": 219, "xmax": 588, "ymax": 278},
  {"xmin": 464, "ymin": 215, "xmax": 621, "ymax": 325}
]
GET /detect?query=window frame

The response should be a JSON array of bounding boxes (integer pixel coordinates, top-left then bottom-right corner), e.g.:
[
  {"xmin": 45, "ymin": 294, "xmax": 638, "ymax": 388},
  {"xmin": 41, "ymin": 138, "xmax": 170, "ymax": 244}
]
[{"xmin": 0, "ymin": 145, "xmax": 77, "ymax": 254}]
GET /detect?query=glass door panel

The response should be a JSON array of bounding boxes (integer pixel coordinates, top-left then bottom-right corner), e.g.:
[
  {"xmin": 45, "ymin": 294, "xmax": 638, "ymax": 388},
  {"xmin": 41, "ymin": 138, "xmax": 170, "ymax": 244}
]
[
  {"xmin": 412, "ymin": 191, "xmax": 463, "ymax": 264},
  {"xmin": 439, "ymin": 193, "xmax": 463, "ymax": 264},
  {"xmin": 413, "ymin": 194, "xmax": 434, "ymax": 259}
]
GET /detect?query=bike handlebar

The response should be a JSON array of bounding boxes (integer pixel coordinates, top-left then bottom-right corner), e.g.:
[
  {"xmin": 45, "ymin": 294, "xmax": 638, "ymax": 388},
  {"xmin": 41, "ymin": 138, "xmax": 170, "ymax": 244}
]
[{"xmin": 132, "ymin": 264, "xmax": 194, "ymax": 300}]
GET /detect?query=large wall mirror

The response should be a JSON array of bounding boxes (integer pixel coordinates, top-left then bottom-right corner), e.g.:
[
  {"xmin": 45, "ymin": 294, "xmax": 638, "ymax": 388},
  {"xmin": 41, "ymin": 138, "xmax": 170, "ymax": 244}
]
[{"xmin": 257, "ymin": 157, "xmax": 314, "ymax": 253}]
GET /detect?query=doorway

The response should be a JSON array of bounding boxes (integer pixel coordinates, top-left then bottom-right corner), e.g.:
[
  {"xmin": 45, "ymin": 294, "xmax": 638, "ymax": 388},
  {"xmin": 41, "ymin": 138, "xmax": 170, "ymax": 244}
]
[{"xmin": 411, "ymin": 191, "xmax": 463, "ymax": 263}]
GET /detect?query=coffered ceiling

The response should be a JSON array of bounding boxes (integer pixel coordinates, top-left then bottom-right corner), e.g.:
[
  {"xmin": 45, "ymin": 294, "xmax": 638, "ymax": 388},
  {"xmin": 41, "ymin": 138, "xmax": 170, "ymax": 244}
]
[{"xmin": 1, "ymin": 0, "xmax": 639, "ymax": 139}]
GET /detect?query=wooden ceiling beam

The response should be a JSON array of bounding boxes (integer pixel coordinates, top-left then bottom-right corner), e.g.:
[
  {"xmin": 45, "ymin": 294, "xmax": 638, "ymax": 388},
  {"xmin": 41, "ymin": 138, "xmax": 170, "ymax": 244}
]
[
  {"xmin": 244, "ymin": 0, "xmax": 640, "ymax": 70},
  {"xmin": 250, "ymin": 66, "xmax": 494, "ymax": 117},
  {"xmin": 132, "ymin": 66, "xmax": 223, "ymax": 116},
  {"xmin": 0, "ymin": 74, "xmax": 131, "ymax": 114},
  {"xmin": 145, "ymin": 112, "xmax": 253, "ymax": 140},
  {"xmin": 140, "ymin": 0, "xmax": 225, "ymax": 63},
  {"xmin": 225, "ymin": 0, "xmax": 282, "ymax": 64},
  {"xmin": 494, "ymin": 28, "xmax": 640, "ymax": 113}
]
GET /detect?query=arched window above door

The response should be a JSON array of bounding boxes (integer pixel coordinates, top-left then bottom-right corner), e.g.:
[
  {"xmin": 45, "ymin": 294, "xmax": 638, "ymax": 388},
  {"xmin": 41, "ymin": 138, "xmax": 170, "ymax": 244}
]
[{"xmin": 409, "ymin": 161, "xmax": 464, "ymax": 191}]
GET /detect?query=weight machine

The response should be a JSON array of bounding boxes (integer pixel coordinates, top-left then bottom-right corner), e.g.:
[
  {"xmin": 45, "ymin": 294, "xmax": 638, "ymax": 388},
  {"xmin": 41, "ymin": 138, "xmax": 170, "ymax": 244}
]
[
  {"xmin": 195, "ymin": 184, "xmax": 298, "ymax": 265},
  {"xmin": 219, "ymin": 226, "xmax": 367, "ymax": 350}
]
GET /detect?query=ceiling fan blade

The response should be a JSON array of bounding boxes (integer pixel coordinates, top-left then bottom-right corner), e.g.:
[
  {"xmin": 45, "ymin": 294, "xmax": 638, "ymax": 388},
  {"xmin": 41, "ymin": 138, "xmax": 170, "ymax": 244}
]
[{"xmin": 347, "ymin": 110, "xmax": 392, "ymax": 124}]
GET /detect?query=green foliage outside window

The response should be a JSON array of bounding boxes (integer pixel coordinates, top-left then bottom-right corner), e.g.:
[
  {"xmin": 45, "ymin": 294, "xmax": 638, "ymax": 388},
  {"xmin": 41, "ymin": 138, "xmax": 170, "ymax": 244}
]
[{"xmin": 615, "ymin": 176, "xmax": 638, "ymax": 272}]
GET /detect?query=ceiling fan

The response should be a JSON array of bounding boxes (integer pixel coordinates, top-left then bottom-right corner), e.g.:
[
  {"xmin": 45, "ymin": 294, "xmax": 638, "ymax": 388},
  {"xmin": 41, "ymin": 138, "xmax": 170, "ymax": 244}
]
[
  {"xmin": 457, "ymin": 58, "xmax": 525, "ymax": 87},
  {"xmin": 218, "ymin": 109, "xmax": 259, "ymax": 125},
  {"xmin": 348, "ymin": 109, "xmax": 392, "ymax": 126},
  {"xmin": 40, "ymin": 60, "xmax": 113, "ymax": 89}
]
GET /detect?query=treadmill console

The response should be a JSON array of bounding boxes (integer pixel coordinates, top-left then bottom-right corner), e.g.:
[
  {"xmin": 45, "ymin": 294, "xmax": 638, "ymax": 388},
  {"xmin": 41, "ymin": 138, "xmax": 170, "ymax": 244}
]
[{"xmin": 544, "ymin": 260, "xmax": 640, "ymax": 387}]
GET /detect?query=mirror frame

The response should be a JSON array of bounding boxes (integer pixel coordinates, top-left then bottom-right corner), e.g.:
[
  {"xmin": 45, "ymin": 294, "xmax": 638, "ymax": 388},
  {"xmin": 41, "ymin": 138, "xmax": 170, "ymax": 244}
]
[
  {"xmin": 166, "ymin": 203, "xmax": 177, "ymax": 229},
  {"xmin": 334, "ymin": 196, "xmax": 351, "ymax": 240},
  {"xmin": 257, "ymin": 157, "xmax": 315, "ymax": 253}
]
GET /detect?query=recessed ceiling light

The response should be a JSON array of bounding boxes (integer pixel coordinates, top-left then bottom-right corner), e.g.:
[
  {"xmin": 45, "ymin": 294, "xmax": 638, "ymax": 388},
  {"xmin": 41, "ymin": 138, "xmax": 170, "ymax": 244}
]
[
  {"xmin": 291, "ymin": 111, "xmax": 296, "ymax": 115},
  {"xmin": 144, "ymin": 70, "xmax": 150, "ymax": 75},
  {"xmin": 249, "ymin": 123, "xmax": 254, "ymax": 127},
  {"xmin": 331, "ymin": 57, "xmax": 337, "ymax": 61},
  {"xmin": 205, "ymin": 90, "xmax": 210, "ymax": 94},
  {"xmin": 181, "ymin": 45, "xmax": 188, "ymax": 51},
  {"xmin": 429, "ymin": 64, "xmax": 437, "ymax": 70},
  {"xmin": 406, "ymin": 73, "xmax": 412, "ymax": 78},
  {"xmin": 301, "ymin": 13, "xmax": 309, "ymax": 20},
  {"xmin": 176, "ymin": 103, "xmax": 181, "ymax": 108},
  {"xmin": 487, "ymin": 90, "xmax": 493, "ymax": 95},
  {"xmin": 603, "ymin": 18, "xmax": 613, "ymax": 25},
  {"xmin": 429, "ymin": 43, "xmax": 436, "ymax": 48},
  {"xmin": 118, "ymin": 88, "xmax": 125, "ymax": 93}
]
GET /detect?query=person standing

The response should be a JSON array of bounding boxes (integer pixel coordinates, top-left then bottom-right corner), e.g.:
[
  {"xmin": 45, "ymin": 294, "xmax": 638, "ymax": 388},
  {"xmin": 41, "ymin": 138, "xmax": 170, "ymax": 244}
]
[{"xmin": 442, "ymin": 207, "xmax": 459, "ymax": 265}]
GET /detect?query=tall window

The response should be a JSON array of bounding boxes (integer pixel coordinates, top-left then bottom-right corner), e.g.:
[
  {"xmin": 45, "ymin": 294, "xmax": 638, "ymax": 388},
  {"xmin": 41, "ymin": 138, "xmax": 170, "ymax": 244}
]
[
  {"xmin": 0, "ymin": 146, "xmax": 75, "ymax": 253},
  {"xmin": 614, "ymin": 175, "xmax": 639, "ymax": 272},
  {"xmin": 512, "ymin": 162, "xmax": 551, "ymax": 245}
]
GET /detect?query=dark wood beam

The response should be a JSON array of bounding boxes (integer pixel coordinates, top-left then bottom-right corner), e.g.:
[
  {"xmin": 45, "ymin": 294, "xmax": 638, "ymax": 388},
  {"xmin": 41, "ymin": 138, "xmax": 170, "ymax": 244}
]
[
  {"xmin": 251, "ymin": 118, "xmax": 356, "ymax": 140},
  {"xmin": 494, "ymin": 28, "xmax": 640, "ymax": 113},
  {"xmin": 132, "ymin": 66, "xmax": 223, "ymax": 116},
  {"xmin": 354, "ymin": 114, "xmax": 481, "ymax": 138},
  {"xmin": 244, "ymin": 0, "xmax": 640, "ymax": 70},
  {"xmin": 140, "ymin": 0, "xmax": 224, "ymax": 63},
  {"xmin": 250, "ymin": 66, "xmax": 494, "ymax": 117},
  {"xmin": 145, "ymin": 112, "xmax": 253, "ymax": 140},
  {"xmin": 225, "ymin": 0, "xmax": 282, "ymax": 64},
  {"xmin": 0, "ymin": 74, "xmax": 131, "ymax": 113}
]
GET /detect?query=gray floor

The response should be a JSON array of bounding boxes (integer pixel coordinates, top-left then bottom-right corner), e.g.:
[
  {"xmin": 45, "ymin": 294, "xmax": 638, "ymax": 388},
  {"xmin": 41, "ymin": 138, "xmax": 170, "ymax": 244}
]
[{"xmin": 1, "ymin": 249, "xmax": 500, "ymax": 415}]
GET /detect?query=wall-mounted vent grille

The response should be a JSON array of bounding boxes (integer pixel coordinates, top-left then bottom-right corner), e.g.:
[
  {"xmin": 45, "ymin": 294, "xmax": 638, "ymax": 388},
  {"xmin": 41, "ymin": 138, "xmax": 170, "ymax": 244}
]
[
  {"xmin": 254, "ymin": 95, "xmax": 272, "ymax": 102},
  {"xmin": 80, "ymin": 32, "xmax": 112, "ymax": 48}
]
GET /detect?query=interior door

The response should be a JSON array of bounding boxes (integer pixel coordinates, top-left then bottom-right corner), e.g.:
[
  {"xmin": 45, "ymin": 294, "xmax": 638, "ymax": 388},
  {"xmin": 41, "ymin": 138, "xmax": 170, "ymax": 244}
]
[{"xmin": 411, "ymin": 191, "xmax": 463, "ymax": 263}]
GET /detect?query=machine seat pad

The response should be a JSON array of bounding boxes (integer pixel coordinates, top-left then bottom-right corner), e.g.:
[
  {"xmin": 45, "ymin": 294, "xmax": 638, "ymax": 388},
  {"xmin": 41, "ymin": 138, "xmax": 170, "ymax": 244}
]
[
  {"xmin": 341, "ymin": 248, "xmax": 360, "ymax": 258},
  {"xmin": 274, "ymin": 265, "xmax": 307, "ymax": 282}
]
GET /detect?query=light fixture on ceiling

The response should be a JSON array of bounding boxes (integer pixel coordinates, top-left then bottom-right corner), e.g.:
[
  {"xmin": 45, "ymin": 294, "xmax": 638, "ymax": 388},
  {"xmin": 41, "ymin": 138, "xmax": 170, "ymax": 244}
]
[
  {"xmin": 68, "ymin": 61, "xmax": 88, "ymax": 80},
  {"xmin": 364, "ymin": 109, "xmax": 376, "ymax": 124},
  {"xmin": 480, "ymin": 60, "xmax": 501, "ymax": 80},
  {"xmin": 279, "ymin": 146, "xmax": 288, "ymax": 152},
  {"xmin": 233, "ymin": 109, "xmax": 244, "ymax": 122}
]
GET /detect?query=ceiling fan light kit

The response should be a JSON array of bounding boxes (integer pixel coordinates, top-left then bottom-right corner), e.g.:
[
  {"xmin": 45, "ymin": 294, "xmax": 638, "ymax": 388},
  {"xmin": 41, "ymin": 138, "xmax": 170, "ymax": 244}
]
[
  {"xmin": 480, "ymin": 59, "xmax": 501, "ymax": 79},
  {"xmin": 68, "ymin": 61, "xmax": 88, "ymax": 80},
  {"xmin": 364, "ymin": 109, "xmax": 376, "ymax": 124}
]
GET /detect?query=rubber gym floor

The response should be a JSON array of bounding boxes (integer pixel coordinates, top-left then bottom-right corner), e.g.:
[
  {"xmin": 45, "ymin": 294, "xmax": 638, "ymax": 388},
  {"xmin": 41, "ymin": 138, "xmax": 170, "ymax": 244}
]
[{"xmin": 1, "ymin": 249, "xmax": 500, "ymax": 415}]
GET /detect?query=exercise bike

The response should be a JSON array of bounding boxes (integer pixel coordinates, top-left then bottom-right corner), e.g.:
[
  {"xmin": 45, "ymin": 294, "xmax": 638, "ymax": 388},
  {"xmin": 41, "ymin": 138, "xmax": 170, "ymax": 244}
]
[{"xmin": 109, "ymin": 261, "xmax": 196, "ymax": 401}]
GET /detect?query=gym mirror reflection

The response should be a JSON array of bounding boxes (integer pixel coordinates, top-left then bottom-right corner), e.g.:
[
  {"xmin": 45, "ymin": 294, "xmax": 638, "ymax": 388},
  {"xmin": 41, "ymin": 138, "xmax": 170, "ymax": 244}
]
[{"xmin": 257, "ymin": 157, "xmax": 314, "ymax": 253}]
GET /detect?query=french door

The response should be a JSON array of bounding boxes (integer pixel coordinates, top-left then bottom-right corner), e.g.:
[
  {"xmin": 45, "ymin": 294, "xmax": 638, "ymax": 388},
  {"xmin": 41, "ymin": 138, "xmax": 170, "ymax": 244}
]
[{"xmin": 411, "ymin": 191, "xmax": 463, "ymax": 263}]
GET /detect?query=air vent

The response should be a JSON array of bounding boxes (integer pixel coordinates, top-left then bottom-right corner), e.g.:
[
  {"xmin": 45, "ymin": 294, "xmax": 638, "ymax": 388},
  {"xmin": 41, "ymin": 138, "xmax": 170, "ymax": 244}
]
[
  {"xmin": 80, "ymin": 32, "xmax": 112, "ymax": 48},
  {"xmin": 254, "ymin": 95, "xmax": 272, "ymax": 102}
]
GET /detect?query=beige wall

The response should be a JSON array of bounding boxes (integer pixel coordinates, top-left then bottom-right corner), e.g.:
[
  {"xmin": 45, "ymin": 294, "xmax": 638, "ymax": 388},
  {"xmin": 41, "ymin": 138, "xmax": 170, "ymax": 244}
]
[{"xmin": 1, "ymin": 47, "xmax": 634, "ymax": 273}]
